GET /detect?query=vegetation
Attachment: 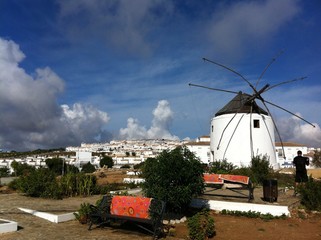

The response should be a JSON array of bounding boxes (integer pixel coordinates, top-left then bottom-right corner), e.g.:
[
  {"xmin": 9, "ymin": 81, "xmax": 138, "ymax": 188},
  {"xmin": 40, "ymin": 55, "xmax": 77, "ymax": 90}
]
[
  {"xmin": 11, "ymin": 161, "xmax": 35, "ymax": 176},
  {"xmin": 10, "ymin": 168, "xmax": 62, "ymax": 199},
  {"xmin": 298, "ymin": 178, "xmax": 321, "ymax": 211},
  {"xmin": 9, "ymin": 169, "xmax": 97, "ymax": 198},
  {"xmin": 249, "ymin": 155, "xmax": 272, "ymax": 185},
  {"xmin": 208, "ymin": 159, "xmax": 236, "ymax": 174},
  {"xmin": 221, "ymin": 209, "xmax": 287, "ymax": 220},
  {"xmin": 46, "ymin": 158, "xmax": 79, "ymax": 176},
  {"xmin": 312, "ymin": 150, "xmax": 321, "ymax": 168},
  {"xmin": 81, "ymin": 162, "xmax": 96, "ymax": 173},
  {"xmin": 74, "ymin": 202, "xmax": 92, "ymax": 224},
  {"xmin": 0, "ymin": 167, "xmax": 10, "ymax": 178},
  {"xmin": 187, "ymin": 208, "xmax": 215, "ymax": 240},
  {"xmin": 142, "ymin": 146, "xmax": 204, "ymax": 213},
  {"xmin": 100, "ymin": 156, "xmax": 114, "ymax": 168}
]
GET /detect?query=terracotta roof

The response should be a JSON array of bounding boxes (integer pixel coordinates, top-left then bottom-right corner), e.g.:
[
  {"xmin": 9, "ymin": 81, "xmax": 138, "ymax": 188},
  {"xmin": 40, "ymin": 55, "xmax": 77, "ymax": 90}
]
[
  {"xmin": 215, "ymin": 92, "xmax": 268, "ymax": 117},
  {"xmin": 275, "ymin": 142, "xmax": 306, "ymax": 147}
]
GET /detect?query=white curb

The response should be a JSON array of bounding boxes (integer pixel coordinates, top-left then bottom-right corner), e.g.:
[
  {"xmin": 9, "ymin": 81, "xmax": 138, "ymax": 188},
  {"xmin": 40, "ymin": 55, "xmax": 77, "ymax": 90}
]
[
  {"xmin": 18, "ymin": 208, "xmax": 76, "ymax": 223},
  {"xmin": 190, "ymin": 198, "xmax": 290, "ymax": 217},
  {"xmin": 0, "ymin": 219, "xmax": 18, "ymax": 234}
]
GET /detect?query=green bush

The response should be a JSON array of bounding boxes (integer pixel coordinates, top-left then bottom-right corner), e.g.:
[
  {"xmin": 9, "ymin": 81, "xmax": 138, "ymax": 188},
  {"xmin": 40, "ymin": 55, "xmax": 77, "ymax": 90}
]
[
  {"xmin": 11, "ymin": 161, "xmax": 35, "ymax": 176},
  {"xmin": 187, "ymin": 208, "xmax": 215, "ymax": 240},
  {"xmin": 298, "ymin": 178, "xmax": 321, "ymax": 211},
  {"xmin": 100, "ymin": 156, "xmax": 114, "ymax": 168},
  {"xmin": 13, "ymin": 168, "xmax": 62, "ymax": 199},
  {"xmin": 142, "ymin": 146, "xmax": 204, "ymax": 213},
  {"xmin": 250, "ymin": 155, "xmax": 272, "ymax": 185},
  {"xmin": 81, "ymin": 162, "xmax": 96, "ymax": 173},
  {"xmin": 74, "ymin": 202, "xmax": 92, "ymax": 224},
  {"xmin": 60, "ymin": 173, "xmax": 97, "ymax": 197},
  {"xmin": 209, "ymin": 159, "xmax": 236, "ymax": 174}
]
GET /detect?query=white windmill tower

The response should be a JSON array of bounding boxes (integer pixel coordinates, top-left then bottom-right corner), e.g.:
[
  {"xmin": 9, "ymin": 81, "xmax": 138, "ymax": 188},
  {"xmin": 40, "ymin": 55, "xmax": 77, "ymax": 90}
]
[
  {"xmin": 189, "ymin": 54, "xmax": 315, "ymax": 169},
  {"xmin": 210, "ymin": 92, "xmax": 277, "ymax": 168}
]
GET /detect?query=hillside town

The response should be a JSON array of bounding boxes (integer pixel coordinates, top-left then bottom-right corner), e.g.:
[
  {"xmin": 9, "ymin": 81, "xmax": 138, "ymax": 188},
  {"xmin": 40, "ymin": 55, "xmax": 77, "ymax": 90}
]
[{"xmin": 0, "ymin": 136, "xmax": 319, "ymax": 175}]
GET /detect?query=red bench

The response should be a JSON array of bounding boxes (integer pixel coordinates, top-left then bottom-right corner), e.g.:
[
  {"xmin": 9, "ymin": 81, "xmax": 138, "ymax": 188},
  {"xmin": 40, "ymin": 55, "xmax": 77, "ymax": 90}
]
[
  {"xmin": 204, "ymin": 173, "xmax": 254, "ymax": 201},
  {"xmin": 88, "ymin": 195, "xmax": 166, "ymax": 238}
]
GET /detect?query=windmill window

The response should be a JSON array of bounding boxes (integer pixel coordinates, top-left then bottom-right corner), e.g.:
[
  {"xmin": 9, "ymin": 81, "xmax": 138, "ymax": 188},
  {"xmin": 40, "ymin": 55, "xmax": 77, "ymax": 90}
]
[
  {"xmin": 211, "ymin": 125, "xmax": 214, "ymax": 132},
  {"xmin": 253, "ymin": 119, "xmax": 260, "ymax": 128}
]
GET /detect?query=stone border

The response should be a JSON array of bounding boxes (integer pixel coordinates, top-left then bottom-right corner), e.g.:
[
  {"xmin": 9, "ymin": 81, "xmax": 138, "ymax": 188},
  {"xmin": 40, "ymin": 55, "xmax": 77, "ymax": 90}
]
[
  {"xmin": 18, "ymin": 208, "xmax": 76, "ymax": 223},
  {"xmin": 190, "ymin": 198, "xmax": 290, "ymax": 217},
  {"xmin": 0, "ymin": 218, "xmax": 18, "ymax": 234}
]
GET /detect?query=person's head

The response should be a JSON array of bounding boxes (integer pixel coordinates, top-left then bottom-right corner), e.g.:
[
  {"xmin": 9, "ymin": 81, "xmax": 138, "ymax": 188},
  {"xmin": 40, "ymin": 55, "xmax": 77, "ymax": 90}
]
[{"xmin": 297, "ymin": 150, "xmax": 302, "ymax": 156}]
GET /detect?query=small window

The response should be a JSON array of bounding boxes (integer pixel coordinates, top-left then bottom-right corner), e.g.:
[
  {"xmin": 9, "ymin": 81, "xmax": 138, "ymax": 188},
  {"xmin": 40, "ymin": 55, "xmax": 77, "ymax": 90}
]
[
  {"xmin": 211, "ymin": 125, "xmax": 214, "ymax": 132},
  {"xmin": 254, "ymin": 119, "xmax": 260, "ymax": 128}
]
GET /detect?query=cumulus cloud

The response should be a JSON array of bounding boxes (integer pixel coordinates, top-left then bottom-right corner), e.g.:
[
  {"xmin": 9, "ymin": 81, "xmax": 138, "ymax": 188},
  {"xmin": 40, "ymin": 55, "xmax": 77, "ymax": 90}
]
[
  {"xmin": 277, "ymin": 114, "xmax": 321, "ymax": 148},
  {"xmin": 207, "ymin": 0, "xmax": 300, "ymax": 58},
  {"xmin": 119, "ymin": 100, "xmax": 179, "ymax": 140},
  {"xmin": 57, "ymin": 0, "xmax": 173, "ymax": 56},
  {"xmin": 0, "ymin": 37, "xmax": 111, "ymax": 151}
]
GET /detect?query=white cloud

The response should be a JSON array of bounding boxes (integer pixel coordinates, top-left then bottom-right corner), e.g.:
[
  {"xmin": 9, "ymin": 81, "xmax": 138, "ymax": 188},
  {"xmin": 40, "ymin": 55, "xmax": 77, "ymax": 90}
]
[
  {"xmin": 0, "ymin": 37, "xmax": 111, "ymax": 151},
  {"xmin": 207, "ymin": 0, "xmax": 300, "ymax": 58},
  {"xmin": 277, "ymin": 114, "xmax": 321, "ymax": 148},
  {"xmin": 119, "ymin": 100, "xmax": 179, "ymax": 140}
]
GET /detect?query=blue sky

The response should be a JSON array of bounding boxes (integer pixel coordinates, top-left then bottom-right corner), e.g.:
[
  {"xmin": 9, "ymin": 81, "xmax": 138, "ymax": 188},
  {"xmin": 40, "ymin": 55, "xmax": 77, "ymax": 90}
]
[{"xmin": 0, "ymin": 0, "xmax": 321, "ymax": 151}]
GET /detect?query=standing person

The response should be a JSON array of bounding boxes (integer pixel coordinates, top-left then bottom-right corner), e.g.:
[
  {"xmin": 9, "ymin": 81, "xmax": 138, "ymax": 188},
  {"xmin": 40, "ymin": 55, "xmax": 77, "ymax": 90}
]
[{"xmin": 293, "ymin": 150, "xmax": 309, "ymax": 195}]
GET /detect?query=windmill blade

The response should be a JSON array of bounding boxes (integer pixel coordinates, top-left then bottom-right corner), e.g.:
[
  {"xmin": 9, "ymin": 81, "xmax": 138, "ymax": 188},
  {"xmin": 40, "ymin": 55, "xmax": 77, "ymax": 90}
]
[
  {"xmin": 222, "ymin": 114, "xmax": 245, "ymax": 160},
  {"xmin": 188, "ymin": 83, "xmax": 240, "ymax": 94},
  {"xmin": 246, "ymin": 84, "xmax": 270, "ymax": 103},
  {"xmin": 255, "ymin": 50, "xmax": 284, "ymax": 88},
  {"xmin": 266, "ymin": 77, "xmax": 307, "ymax": 92},
  {"xmin": 256, "ymin": 99, "xmax": 287, "ymax": 160},
  {"xmin": 264, "ymin": 99, "xmax": 316, "ymax": 127},
  {"xmin": 202, "ymin": 58, "xmax": 257, "ymax": 92},
  {"xmin": 216, "ymin": 112, "xmax": 239, "ymax": 150}
]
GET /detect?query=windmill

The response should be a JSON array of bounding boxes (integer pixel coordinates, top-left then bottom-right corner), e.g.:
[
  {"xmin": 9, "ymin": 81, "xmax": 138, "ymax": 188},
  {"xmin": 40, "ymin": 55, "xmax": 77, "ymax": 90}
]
[{"xmin": 189, "ymin": 53, "xmax": 315, "ymax": 169}]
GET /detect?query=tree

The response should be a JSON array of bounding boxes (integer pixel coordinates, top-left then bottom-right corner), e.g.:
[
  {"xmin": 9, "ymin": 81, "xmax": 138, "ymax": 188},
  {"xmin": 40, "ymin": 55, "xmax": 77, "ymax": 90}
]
[
  {"xmin": 81, "ymin": 162, "xmax": 96, "ymax": 173},
  {"xmin": 100, "ymin": 156, "xmax": 114, "ymax": 168},
  {"xmin": 45, "ymin": 158, "xmax": 64, "ymax": 175},
  {"xmin": 142, "ymin": 146, "xmax": 204, "ymax": 213},
  {"xmin": 250, "ymin": 155, "xmax": 272, "ymax": 185},
  {"xmin": 312, "ymin": 150, "xmax": 321, "ymax": 168},
  {"xmin": 11, "ymin": 160, "xmax": 35, "ymax": 176},
  {"xmin": 0, "ymin": 167, "xmax": 10, "ymax": 178}
]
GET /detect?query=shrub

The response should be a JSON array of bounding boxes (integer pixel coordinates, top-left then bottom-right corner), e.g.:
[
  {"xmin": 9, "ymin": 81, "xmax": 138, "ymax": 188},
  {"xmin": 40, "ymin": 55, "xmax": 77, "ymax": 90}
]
[
  {"xmin": 81, "ymin": 162, "xmax": 96, "ymax": 173},
  {"xmin": 11, "ymin": 161, "xmax": 35, "ymax": 176},
  {"xmin": 45, "ymin": 158, "xmax": 64, "ymax": 175},
  {"xmin": 60, "ymin": 173, "xmax": 97, "ymax": 197},
  {"xmin": 298, "ymin": 178, "xmax": 321, "ymax": 211},
  {"xmin": 100, "ymin": 156, "xmax": 114, "ymax": 168},
  {"xmin": 209, "ymin": 159, "xmax": 236, "ymax": 174},
  {"xmin": 14, "ymin": 168, "xmax": 62, "ymax": 199},
  {"xmin": 142, "ymin": 146, "xmax": 204, "ymax": 213},
  {"xmin": 187, "ymin": 209, "xmax": 215, "ymax": 240},
  {"xmin": 250, "ymin": 155, "xmax": 272, "ymax": 185},
  {"xmin": 74, "ymin": 202, "xmax": 92, "ymax": 224}
]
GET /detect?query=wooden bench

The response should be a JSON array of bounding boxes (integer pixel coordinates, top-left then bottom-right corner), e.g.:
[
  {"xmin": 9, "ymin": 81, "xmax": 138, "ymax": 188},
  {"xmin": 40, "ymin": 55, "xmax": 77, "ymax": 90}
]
[
  {"xmin": 88, "ymin": 195, "xmax": 166, "ymax": 239},
  {"xmin": 203, "ymin": 173, "xmax": 254, "ymax": 202}
]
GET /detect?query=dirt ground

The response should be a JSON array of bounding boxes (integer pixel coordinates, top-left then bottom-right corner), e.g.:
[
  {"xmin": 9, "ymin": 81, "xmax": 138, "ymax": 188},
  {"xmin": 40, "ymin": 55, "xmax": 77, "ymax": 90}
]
[{"xmin": 1, "ymin": 169, "xmax": 321, "ymax": 240}]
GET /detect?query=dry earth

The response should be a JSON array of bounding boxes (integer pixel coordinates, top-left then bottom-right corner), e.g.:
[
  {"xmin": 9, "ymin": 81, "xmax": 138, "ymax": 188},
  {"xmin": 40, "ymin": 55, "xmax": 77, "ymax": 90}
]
[{"xmin": 0, "ymin": 168, "xmax": 321, "ymax": 240}]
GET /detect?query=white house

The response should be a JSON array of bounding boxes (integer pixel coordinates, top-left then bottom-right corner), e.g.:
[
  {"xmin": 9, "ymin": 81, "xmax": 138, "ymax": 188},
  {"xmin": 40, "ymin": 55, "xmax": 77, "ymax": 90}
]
[
  {"xmin": 185, "ymin": 136, "xmax": 211, "ymax": 164},
  {"xmin": 275, "ymin": 142, "xmax": 309, "ymax": 168},
  {"xmin": 210, "ymin": 92, "xmax": 278, "ymax": 169}
]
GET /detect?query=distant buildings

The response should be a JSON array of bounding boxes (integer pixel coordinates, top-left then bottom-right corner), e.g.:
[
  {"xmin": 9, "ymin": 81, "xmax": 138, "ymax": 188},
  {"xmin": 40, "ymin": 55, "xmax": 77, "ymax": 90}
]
[{"xmin": 0, "ymin": 138, "xmax": 319, "ymax": 175}]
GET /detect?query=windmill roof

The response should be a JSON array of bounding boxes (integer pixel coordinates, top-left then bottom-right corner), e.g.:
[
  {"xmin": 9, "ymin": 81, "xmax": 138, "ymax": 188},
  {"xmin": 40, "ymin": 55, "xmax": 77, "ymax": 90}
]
[{"xmin": 215, "ymin": 92, "xmax": 268, "ymax": 117}]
